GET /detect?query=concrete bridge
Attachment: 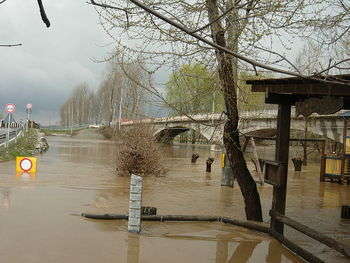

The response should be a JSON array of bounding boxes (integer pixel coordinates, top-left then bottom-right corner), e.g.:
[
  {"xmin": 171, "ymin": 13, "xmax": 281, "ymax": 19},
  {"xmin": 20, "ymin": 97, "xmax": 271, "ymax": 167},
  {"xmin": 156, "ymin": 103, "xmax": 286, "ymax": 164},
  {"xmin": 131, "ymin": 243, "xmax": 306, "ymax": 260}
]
[{"xmin": 121, "ymin": 109, "xmax": 350, "ymax": 144}]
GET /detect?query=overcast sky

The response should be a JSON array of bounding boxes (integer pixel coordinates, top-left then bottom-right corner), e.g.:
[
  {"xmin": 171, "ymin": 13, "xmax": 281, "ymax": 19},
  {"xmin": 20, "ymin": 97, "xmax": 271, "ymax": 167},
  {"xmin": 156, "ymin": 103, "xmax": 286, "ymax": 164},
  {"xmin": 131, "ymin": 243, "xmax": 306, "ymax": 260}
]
[{"xmin": 0, "ymin": 1, "xmax": 112, "ymax": 124}]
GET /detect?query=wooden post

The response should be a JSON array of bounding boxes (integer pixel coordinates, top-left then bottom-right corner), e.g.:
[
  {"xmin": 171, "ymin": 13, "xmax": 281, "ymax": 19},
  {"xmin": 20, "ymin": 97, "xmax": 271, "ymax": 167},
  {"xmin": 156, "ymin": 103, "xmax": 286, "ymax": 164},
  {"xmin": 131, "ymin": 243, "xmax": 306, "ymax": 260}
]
[
  {"xmin": 250, "ymin": 137, "xmax": 264, "ymax": 185},
  {"xmin": 206, "ymin": 158, "xmax": 214, "ymax": 172},
  {"xmin": 342, "ymin": 118, "xmax": 348, "ymax": 180},
  {"xmin": 191, "ymin": 153, "xmax": 199, "ymax": 163},
  {"xmin": 320, "ymin": 140, "xmax": 326, "ymax": 182},
  {"xmin": 344, "ymin": 118, "xmax": 348, "ymax": 151},
  {"xmin": 271, "ymin": 104, "xmax": 291, "ymax": 235},
  {"xmin": 221, "ymin": 154, "xmax": 234, "ymax": 187}
]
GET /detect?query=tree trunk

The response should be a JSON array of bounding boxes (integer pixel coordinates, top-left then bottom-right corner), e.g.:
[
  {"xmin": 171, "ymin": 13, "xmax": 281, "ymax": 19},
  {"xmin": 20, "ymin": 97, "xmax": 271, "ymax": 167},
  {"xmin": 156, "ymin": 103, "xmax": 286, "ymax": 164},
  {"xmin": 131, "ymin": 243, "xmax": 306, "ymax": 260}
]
[{"xmin": 206, "ymin": 0, "xmax": 263, "ymax": 221}]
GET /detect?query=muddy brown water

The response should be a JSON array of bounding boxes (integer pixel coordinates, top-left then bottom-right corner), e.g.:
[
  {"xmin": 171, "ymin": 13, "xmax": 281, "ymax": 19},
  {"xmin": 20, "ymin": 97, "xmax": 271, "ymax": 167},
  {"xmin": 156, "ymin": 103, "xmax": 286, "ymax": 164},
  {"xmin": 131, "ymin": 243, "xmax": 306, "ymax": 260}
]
[{"xmin": 0, "ymin": 131, "xmax": 348, "ymax": 262}]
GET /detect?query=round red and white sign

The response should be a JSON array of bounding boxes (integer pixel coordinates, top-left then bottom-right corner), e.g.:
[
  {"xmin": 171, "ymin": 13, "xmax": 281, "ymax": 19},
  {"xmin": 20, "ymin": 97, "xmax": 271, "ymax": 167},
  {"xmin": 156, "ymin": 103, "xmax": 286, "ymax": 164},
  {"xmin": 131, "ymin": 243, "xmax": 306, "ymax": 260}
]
[
  {"xmin": 5, "ymin": 104, "xmax": 16, "ymax": 113},
  {"xmin": 26, "ymin": 103, "xmax": 32, "ymax": 109},
  {"xmin": 20, "ymin": 158, "xmax": 33, "ymax": 172}
]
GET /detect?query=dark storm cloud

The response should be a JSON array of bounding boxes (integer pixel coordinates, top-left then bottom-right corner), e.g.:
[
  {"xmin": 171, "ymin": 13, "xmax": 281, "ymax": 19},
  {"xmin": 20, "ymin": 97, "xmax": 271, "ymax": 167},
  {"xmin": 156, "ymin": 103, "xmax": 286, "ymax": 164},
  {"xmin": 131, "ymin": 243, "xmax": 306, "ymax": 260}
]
[{"xmin": 0, "ymin": 0, "xmax": 111, "ymax": 124}]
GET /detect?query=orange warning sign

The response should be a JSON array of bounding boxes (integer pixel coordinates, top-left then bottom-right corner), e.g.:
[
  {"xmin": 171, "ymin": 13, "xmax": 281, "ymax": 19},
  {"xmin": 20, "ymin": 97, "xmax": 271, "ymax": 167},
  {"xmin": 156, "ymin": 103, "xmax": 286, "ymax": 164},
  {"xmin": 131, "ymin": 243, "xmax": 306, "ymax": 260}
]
[{"xmin": 16, "ymin": 157, "xmax": 37, "ymax": 174}]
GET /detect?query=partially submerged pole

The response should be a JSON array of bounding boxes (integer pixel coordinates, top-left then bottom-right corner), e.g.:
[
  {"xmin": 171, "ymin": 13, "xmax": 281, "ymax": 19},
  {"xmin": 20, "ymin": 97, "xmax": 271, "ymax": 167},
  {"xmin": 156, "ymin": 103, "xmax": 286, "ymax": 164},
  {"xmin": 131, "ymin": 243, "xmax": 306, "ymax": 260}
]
[
  {"xmin": 191, "ymin": 153, "xmax": 199, "ymax": 163},
  {"xmin": 81, "ymin": 213, "xmax": 269, "ymax": 233},
  {"xmin": 250, "ymin": 137, "xmax": 264, "ymax": 185},
  {"xmin": 206, "ymin": 157, "xmax": 214, "ymax": 172},
  {"xmin": 221, "ymin": 153, "xmax": 234, "ymax": 187}
]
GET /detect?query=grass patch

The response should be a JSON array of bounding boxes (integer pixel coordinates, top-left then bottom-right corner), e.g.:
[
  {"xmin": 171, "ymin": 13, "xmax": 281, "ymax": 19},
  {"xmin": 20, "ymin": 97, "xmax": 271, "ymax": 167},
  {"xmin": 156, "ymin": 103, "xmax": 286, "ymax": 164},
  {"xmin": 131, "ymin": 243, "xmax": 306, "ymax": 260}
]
[
  {"xmin": 40, "ymin": 128, "xmax": 83, "ymax": 136},
  {"xmin": 0, "ymin": 129, "xmax": 38, "ymax": 161}
]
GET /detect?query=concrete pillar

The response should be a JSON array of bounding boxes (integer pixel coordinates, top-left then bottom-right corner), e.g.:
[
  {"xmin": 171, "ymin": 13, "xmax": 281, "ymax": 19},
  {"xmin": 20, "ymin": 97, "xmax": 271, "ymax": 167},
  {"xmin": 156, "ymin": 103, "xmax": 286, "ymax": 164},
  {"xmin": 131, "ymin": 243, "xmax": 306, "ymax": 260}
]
[{"xmin": 128, "ymin": 174, "xmax": 143, "ymax": 233}]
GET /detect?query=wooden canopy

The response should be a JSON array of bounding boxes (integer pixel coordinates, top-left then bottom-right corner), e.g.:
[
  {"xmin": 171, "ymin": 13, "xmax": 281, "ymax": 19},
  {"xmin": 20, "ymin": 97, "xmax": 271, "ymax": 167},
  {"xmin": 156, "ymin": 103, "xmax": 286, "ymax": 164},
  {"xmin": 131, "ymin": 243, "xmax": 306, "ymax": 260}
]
[
  {"xmin": 244, "ymin": 73, "xmax": 350, "ymax": 237},
  {"xmin": 246, "ymin": 74, "xmax": 350, "ymax": 108}
]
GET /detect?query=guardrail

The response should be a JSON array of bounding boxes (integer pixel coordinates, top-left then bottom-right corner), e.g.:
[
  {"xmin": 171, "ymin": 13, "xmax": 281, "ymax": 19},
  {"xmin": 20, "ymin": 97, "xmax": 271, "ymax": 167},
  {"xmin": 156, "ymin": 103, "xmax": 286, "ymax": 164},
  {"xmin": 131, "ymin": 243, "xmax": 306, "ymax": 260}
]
[{"xmin": 0, "ymin": 126, "xmax": 24, "ymax": 148}]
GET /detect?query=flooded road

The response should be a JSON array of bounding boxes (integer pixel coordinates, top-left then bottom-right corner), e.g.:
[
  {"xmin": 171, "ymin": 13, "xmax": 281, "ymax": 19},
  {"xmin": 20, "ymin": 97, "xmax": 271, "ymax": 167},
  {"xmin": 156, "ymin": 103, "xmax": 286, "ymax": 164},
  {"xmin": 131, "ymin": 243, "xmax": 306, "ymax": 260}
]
[{"xmin": 0, "ymin": 131, "xmax": 348, "ymax": 262}]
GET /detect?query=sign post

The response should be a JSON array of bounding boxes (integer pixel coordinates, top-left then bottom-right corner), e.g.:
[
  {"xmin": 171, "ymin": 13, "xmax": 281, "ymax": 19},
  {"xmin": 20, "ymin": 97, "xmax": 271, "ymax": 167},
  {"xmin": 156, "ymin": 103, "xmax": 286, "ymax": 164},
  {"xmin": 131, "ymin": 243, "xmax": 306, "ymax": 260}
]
[
  {"xmin": 5, "ymin": 104, "xmax": 16, "ymax": 146},
  {"xmin": 26, "ymin": 103, "xmax": 32, "ymax": 130},
  {"xmin": 128, "ymin": 174, "xmax": 143, "ymax": 233}
]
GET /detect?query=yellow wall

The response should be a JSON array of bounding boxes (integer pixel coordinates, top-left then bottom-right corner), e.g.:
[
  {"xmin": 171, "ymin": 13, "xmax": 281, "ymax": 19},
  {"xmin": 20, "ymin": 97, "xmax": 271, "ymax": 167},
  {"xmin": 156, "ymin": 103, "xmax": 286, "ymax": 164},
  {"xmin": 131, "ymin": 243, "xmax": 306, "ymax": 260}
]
[{"xmin": 325, "ymin": 158, "xmax": 342, "ymax": 175}]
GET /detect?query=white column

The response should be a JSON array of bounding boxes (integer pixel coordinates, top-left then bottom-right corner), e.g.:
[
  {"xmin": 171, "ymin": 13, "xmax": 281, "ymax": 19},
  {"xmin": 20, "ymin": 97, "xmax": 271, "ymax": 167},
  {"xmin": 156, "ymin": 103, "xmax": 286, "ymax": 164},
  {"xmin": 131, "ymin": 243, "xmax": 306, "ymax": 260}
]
[{"xmin": 128, "ymin": 174, "xmax": 143, "ymax": 233}]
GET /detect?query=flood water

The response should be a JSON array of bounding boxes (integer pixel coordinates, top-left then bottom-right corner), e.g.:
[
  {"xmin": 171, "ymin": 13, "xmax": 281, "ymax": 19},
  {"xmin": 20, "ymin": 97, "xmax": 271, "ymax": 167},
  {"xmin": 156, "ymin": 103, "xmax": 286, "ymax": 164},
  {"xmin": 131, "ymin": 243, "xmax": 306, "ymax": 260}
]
[{"xmin": 0, "ymin": 130, "xmax": 349, "ymax": 262}]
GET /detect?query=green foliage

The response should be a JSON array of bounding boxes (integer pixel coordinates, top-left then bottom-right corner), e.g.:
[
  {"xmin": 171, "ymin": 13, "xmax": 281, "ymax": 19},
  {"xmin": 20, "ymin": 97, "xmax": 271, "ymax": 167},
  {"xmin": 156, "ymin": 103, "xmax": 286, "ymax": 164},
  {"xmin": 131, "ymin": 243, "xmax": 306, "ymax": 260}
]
[
  {"xmin": 166, "ymin": 64, "xmax": 269, "ymax": 114},
  {"xmin": 40, "ymin": 127, "xmax": 84, "ymax": 136},
  {"xmin": 0, "ymin": 129, "xmax": 38, "ymax": 161},
  {"xmin": 166, "ymin": 64, "xmax": 224, "ymax": 115},
  {"xmin": 238, "ymin": 72, "xmax": 268, "ymax": 111}
]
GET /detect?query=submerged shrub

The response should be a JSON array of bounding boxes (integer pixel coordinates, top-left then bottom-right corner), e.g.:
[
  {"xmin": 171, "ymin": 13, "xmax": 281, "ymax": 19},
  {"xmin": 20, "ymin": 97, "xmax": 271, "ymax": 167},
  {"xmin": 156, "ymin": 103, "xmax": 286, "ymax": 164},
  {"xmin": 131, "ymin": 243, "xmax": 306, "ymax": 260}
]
[
  {"xmin": 116, "ymin": 125, "xmax": 166, "ymax": 176},
  {"xmin": 99, "ymin": 126, "xmax": 114, "ymax": 139}
]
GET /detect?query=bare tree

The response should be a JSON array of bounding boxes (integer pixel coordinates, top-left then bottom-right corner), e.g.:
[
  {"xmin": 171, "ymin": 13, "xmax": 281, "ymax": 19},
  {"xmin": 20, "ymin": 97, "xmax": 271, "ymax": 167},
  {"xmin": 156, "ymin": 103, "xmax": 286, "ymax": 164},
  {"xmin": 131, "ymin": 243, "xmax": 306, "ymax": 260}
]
[{"xmin": 60, "ymin": 59, "xmax": 150, "ymax": 128}]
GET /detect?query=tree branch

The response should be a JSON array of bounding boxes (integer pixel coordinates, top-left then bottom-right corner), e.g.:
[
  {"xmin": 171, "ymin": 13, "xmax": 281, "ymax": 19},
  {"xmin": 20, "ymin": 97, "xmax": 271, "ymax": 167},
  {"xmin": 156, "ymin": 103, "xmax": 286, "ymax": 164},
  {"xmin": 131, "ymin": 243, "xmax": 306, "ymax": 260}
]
[
  {"xmin": 0, "ymin": 43, "xmax": 22, "ymax": 47},
  {"xmin": 89, "ymin": 0, "xmax": 130, "ymax": 12},
  {"xmin": 191, "ymin": 4, "xmax": 243, "ymax": 33},
  {"xmin": 0, "ymin": 0, "xmax": 8, "ymax": 4},
  {"xmin": 37, "ymin": 0, "xmax": 50, "ymax": 28},
  {"xmin": 317, "ymin": 58, "xmax": 350, "ymax": 75},
  {"xmin": 90, "ymin": 0, "xmax": 350, "ymax": 86}
]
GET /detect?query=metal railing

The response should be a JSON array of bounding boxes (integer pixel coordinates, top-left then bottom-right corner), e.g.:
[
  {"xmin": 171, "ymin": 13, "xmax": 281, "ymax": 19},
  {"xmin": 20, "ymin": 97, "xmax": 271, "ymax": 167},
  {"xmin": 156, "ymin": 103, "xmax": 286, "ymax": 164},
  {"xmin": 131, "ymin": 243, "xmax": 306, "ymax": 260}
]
[
  {"xmin": 0, "ymin": 126, "xmax": 24, "ymax": 148},
  {"xmin": 41, "ymin": 124, "xmax": 91, "ymax": 131}
]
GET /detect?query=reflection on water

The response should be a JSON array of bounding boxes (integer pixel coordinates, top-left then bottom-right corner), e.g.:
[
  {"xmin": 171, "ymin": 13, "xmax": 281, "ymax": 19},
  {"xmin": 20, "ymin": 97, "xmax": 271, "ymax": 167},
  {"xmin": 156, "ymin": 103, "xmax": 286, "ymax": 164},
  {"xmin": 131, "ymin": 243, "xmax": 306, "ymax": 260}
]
[
  {"xmin": 123, "ymin": 223, "xmax": 299, "ymax": 263},
  {"xmin": 127, "ymin": 233, "xmax": 140, "ymax": 263},
  {"xmin": 0, "ymin": 133, "xmax": 348, "ymax": 262},
  {"xmin": 0, "ymin": 188, "xmax": 10, "ymax": 210}
]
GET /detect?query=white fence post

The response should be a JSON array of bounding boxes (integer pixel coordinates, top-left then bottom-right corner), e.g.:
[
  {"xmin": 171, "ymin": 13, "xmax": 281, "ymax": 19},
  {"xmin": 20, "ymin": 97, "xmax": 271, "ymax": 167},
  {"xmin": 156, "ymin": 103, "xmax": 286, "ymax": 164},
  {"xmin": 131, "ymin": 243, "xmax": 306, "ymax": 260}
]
[{"xmin": 128, "ymin": 174, "xmax": 143, "ymax": 233}]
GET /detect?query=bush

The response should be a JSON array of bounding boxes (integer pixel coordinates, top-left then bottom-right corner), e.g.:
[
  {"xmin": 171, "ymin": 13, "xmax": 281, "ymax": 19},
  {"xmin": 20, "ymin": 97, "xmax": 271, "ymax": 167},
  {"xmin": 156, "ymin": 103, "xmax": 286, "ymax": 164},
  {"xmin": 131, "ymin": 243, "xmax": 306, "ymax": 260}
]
[
  {"xmin": 116, "ymin": 125, "xmax": 166, "ymax": 176},
  {"xmin": 99, "ymin": 126, "xmax": 115, "ymax": 139}
]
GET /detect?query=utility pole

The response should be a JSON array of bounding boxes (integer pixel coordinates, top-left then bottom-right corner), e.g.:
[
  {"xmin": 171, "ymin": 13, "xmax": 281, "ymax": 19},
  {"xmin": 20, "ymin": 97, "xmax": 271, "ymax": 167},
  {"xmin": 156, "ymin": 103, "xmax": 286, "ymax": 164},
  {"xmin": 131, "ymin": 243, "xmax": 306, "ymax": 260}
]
[
  {"xmin": 4, "ymin": 104, "xmax": 16, "ymax": 146},
  {"xmin": 26, "ymin": 103, "xmax": 32, "ymax": 130},
  {"xmin": 118, "ymin": 88, "xmax": 123, "ymax": 131},
  {"xmin": 211, "ymin": 91, "xmax": 216, "ymax": 125},
  {"xmin": 70, "ymin": 103, "xmax": 73, "ymax": 135}
]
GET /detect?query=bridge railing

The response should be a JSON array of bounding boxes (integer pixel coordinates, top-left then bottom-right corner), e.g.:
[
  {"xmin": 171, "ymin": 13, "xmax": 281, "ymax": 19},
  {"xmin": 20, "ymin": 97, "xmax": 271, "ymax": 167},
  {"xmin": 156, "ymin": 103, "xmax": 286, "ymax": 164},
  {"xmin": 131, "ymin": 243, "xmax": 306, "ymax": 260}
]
[
  {"xmin": 41, "ymin": 123, "xmax": 92, "ymax": 131},
  {"xmin": 120, "ymin": 109, "xmax": 283, "ymax": 125},
  {"xmin": 119, "ymin": 107, "xmax": 350, "ymax": 126}
]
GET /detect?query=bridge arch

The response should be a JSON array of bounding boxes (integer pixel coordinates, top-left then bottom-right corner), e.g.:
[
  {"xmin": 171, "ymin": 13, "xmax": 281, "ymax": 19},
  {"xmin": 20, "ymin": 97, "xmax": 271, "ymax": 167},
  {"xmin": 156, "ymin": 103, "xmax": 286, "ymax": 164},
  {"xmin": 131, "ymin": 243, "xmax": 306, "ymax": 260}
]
[{"xmin": 153, "ymin": 125, "xmax": 211, "ymax": 144}]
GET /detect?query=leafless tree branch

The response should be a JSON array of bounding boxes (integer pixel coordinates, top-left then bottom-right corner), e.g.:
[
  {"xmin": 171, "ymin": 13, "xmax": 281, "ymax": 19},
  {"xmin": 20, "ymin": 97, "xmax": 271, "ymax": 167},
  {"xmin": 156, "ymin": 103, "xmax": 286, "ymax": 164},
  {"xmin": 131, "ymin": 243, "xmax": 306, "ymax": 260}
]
[
  {"xmin": 37, "ymin": 0, "xmax": 50, "ymax": 28},
  {"xmin": 0, "ymin": 43, "xmax": 22, "ymax": 47},
  {"xmin": 191, "ymin": 3, "xmax": 246, "ymax": 33},
  {"xmin": 90, "ymin": 0, "xmax": 350, "ymax": 86},
  {"xmin": 318, "ymin": 58, "xmax": 350, "ymax": 75}
]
